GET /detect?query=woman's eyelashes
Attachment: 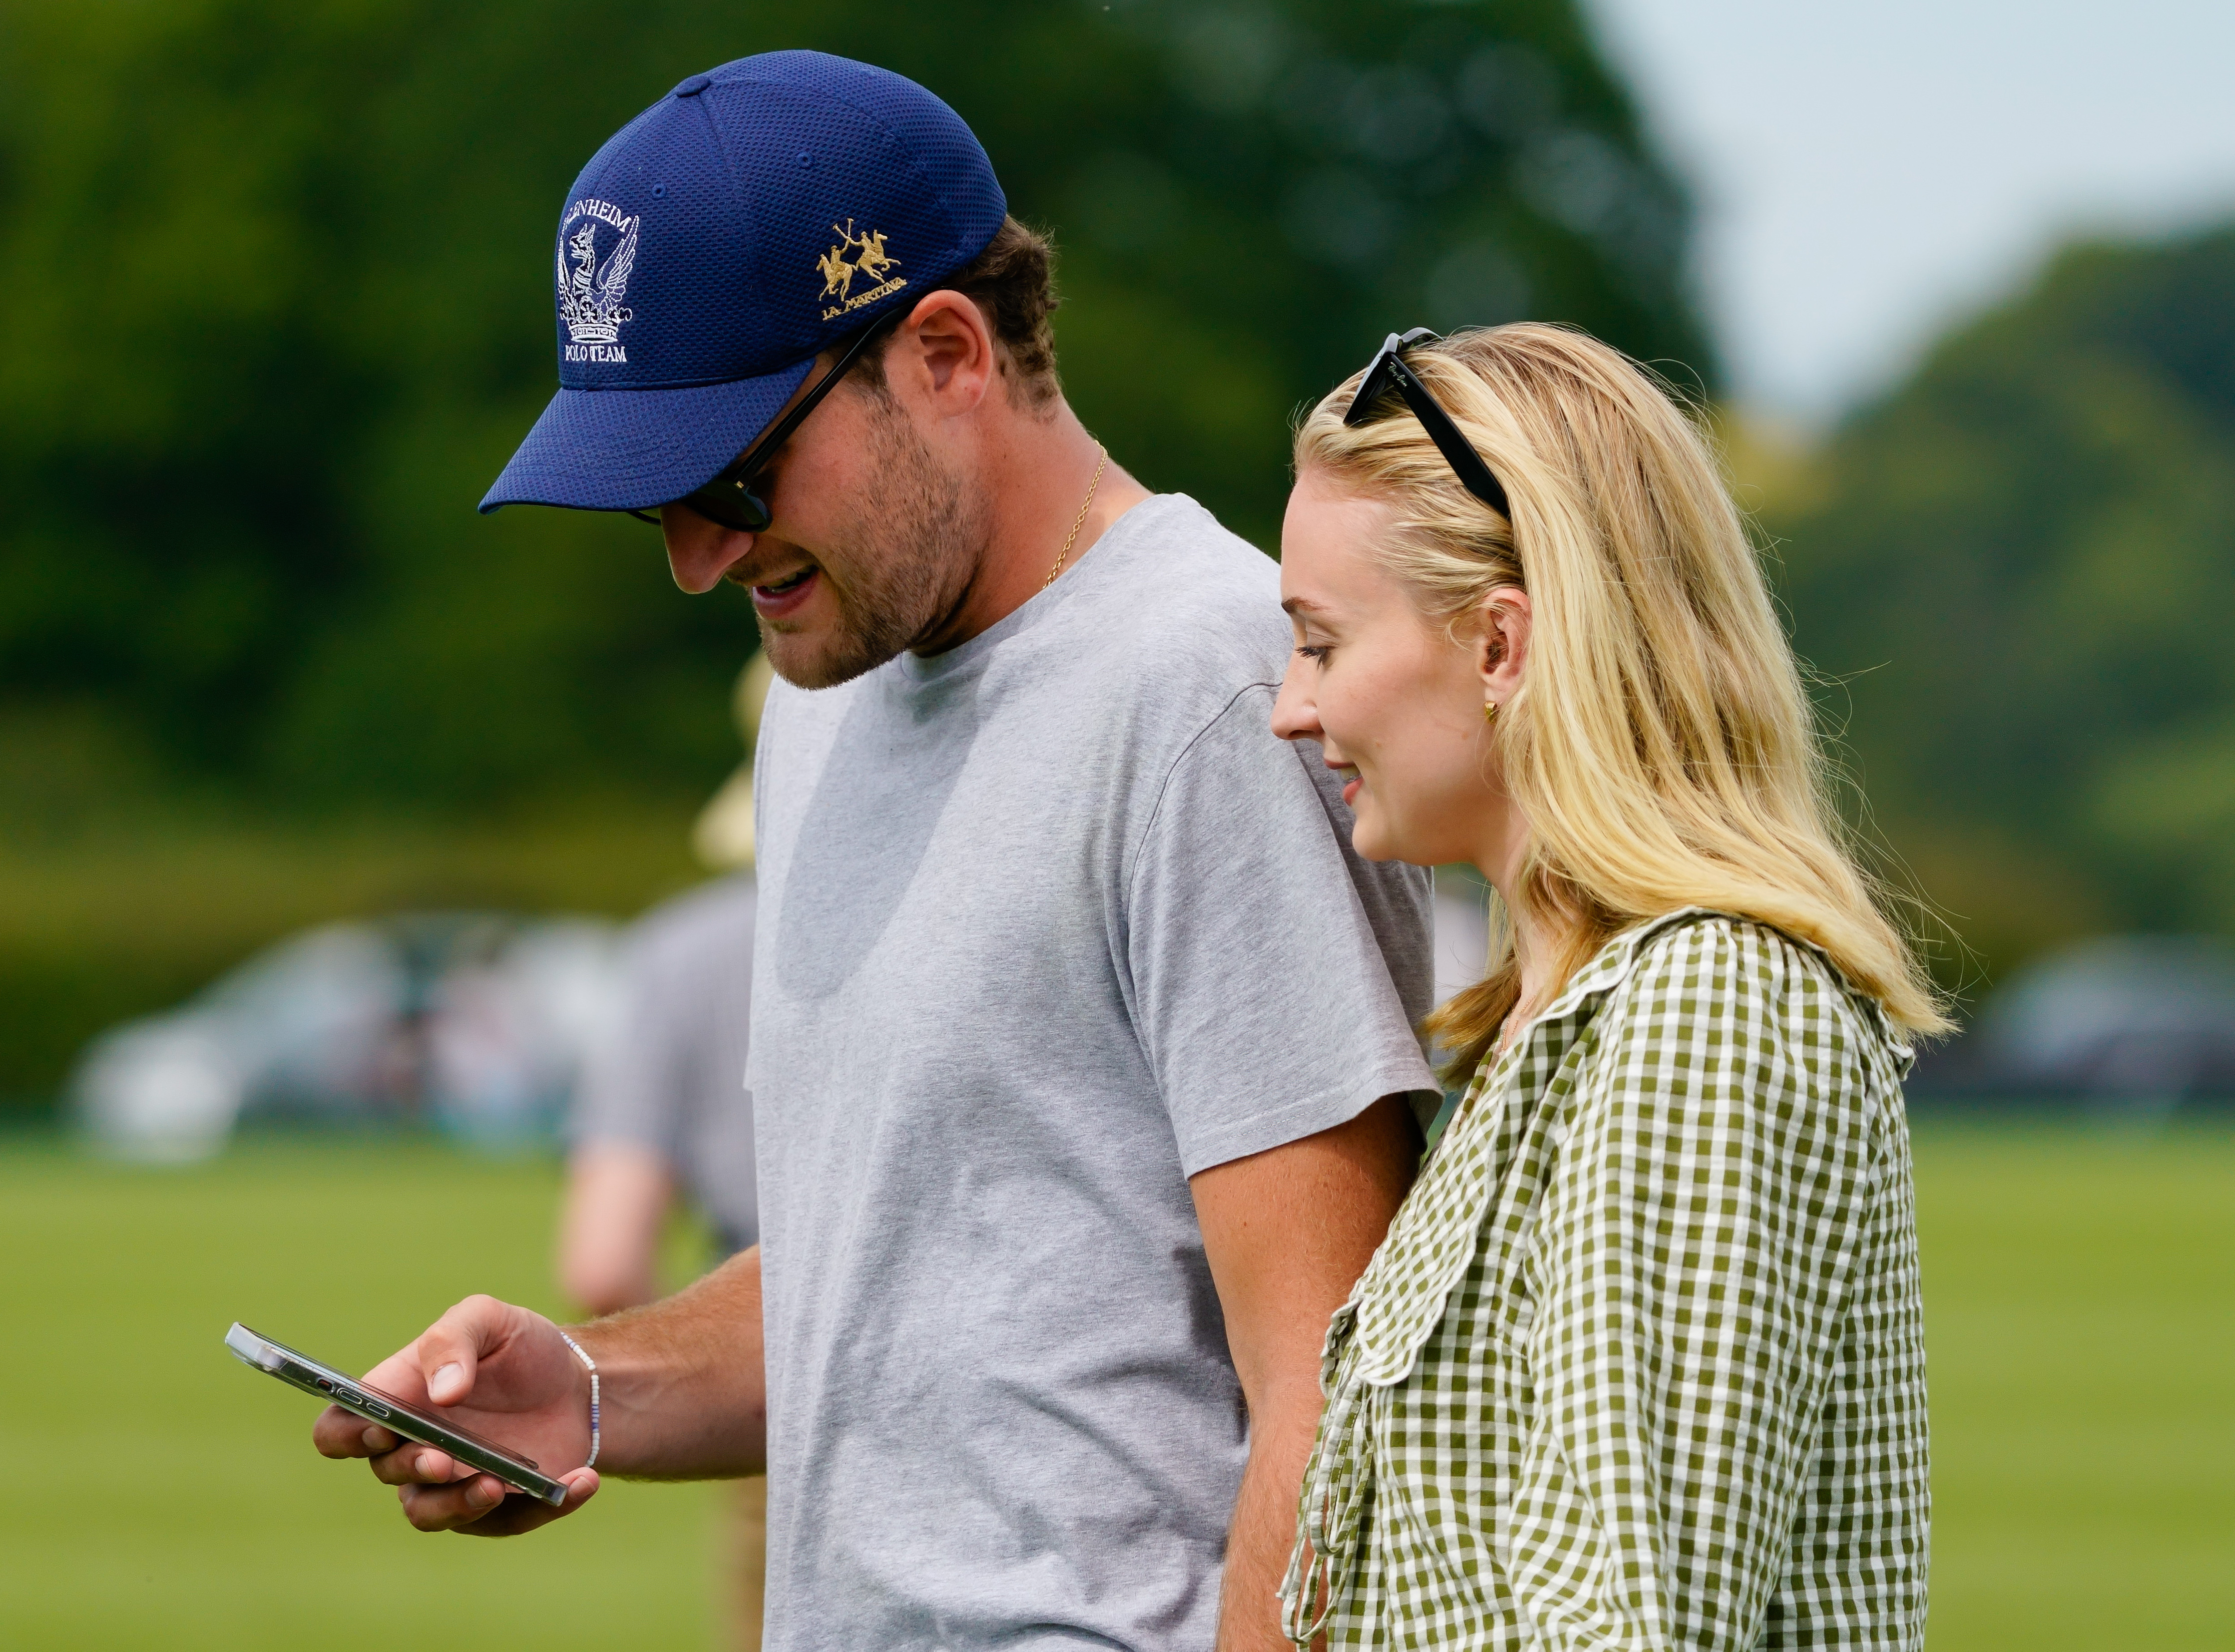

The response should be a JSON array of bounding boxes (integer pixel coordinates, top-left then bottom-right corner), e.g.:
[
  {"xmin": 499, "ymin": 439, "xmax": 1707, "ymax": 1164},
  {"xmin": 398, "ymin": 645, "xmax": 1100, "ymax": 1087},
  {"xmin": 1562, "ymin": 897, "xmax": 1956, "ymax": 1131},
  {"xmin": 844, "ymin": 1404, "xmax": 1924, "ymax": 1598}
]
[{"xmin": 1294, "ymin": 642, "xmax": 1332, "ymax": 663}]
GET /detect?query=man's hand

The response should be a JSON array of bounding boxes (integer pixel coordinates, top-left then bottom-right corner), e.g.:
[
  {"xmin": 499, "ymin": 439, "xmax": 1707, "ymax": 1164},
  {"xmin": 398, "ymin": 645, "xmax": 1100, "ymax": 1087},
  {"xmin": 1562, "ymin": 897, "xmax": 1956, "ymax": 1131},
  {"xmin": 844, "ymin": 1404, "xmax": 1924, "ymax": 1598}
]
[
  {"xmin": 311, "ymin": 1249, "xmax": 769, "ymax": 1535},
  {"xmin": 311, "ymin": 1294, "xmax": 599, "ymax": 1537},
  {"xmin": 1191, "ymin": 1094, "xmax": 1420, "ymax": 1651}
]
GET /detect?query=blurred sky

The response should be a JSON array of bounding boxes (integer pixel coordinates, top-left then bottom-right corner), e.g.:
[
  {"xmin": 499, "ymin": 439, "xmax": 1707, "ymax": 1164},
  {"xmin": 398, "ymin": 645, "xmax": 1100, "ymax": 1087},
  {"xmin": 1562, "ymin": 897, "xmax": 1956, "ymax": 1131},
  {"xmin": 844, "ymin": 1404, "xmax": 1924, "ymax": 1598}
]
[{"xmin": 1587, "ymin": 0, "xmax": 2235, "ymax": 424}]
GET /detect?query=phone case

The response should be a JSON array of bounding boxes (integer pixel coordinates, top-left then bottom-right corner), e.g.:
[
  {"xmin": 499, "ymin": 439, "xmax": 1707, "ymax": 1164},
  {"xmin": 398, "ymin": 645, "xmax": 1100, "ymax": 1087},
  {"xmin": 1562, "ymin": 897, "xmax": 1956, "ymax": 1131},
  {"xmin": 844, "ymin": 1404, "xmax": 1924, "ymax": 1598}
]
[{"xmin": 225, "ymin": 1322, "xmax": 570, "ymax": 1506}]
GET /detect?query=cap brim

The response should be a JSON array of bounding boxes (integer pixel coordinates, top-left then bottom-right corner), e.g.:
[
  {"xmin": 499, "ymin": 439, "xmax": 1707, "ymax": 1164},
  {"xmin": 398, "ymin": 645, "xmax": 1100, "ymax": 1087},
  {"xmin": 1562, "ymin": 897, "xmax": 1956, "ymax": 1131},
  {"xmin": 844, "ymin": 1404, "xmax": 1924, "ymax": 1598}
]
[{"xmin": 479, "ymin": 357, "xmax": 818, "ymax": 514}]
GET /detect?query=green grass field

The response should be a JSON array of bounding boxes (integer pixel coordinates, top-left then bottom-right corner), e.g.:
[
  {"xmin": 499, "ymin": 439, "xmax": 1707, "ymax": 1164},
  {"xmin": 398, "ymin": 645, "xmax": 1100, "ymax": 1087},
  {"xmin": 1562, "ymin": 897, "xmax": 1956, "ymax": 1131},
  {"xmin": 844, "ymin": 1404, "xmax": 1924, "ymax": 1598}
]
[
  {"xmin": 2, "ymin": 1124, "xmax": 2229, "ymax": 1649},
  {"xmin": 0, "ymin": 1137, "xmax": 718, "ymax": 1650}
]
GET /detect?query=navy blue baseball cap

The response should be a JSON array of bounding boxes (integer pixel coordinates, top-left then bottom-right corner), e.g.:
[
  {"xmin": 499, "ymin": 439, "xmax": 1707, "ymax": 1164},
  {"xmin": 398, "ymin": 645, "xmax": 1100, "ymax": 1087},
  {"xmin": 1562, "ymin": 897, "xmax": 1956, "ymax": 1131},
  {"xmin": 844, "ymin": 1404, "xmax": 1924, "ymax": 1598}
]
[{"xmin": 481, "ymin": 52, "xmax": 1008, "ymax": 515}]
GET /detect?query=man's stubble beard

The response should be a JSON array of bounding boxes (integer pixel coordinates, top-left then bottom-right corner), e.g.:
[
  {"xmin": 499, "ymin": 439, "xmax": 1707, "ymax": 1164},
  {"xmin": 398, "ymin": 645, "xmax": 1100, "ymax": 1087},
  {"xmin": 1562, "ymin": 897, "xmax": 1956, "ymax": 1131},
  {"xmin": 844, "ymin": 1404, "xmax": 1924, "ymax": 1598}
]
[{"xmin": 766, "ymin": 393, "xmax": 990, "ymax": 690}]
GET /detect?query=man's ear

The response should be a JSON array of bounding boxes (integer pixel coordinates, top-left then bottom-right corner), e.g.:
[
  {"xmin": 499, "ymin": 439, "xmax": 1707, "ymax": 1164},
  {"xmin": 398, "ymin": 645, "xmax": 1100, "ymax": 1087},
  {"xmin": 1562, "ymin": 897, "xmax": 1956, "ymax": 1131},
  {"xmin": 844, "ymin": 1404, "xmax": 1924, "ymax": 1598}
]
[
  {"xmin": 1475, "ymin": 586, "xmax": 1532, "ymax": 702},
  {"xmin": 891, "ymin": 290, "xmax": 996, "ymax": 411}
]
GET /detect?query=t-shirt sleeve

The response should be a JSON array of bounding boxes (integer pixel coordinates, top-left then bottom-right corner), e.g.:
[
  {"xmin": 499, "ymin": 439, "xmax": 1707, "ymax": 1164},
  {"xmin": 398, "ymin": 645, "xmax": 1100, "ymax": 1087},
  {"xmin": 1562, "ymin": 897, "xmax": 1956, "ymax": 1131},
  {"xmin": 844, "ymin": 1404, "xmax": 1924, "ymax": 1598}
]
[{"xmin": 1124, "ymin": 684, "xmax": 1438, "ymax": 1176}]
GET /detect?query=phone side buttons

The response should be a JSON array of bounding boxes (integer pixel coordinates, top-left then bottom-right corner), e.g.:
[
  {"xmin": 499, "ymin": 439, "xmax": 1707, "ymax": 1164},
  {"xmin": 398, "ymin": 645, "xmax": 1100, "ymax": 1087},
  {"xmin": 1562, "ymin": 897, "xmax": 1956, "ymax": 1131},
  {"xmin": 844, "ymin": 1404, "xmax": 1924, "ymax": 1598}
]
[{"xmin": 313, "ymin": 1375, "xmax": 393, "ymax": 1420}]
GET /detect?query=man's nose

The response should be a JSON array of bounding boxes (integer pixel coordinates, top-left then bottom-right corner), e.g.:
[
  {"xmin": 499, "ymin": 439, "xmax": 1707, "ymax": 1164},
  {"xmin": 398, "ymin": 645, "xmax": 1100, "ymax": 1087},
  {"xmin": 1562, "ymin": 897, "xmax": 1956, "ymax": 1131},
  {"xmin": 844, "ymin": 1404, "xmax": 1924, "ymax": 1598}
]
[
  {"xmin": 1269, "ymin": 664, "xmax": 1319, "ymax": 743},
  {"xmin": 660, "ymin": 506, "xmax": 756, "ymax": 594}
]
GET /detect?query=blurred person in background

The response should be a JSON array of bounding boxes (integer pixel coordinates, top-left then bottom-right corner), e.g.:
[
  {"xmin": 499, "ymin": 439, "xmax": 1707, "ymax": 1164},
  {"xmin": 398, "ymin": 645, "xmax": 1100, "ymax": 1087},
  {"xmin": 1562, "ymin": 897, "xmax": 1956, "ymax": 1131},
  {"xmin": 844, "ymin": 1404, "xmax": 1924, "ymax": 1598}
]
[
  {"xmin": 556, "ymin": 652, "xmax": 773, "ymax": 1651},
  {"xmin": 316, "ymin": 52, "xmax": 1437, "ymax": 1652},
  {"xmin": 1270, "ymin": 324, "xmax": 1946, "ymax": 1648}
]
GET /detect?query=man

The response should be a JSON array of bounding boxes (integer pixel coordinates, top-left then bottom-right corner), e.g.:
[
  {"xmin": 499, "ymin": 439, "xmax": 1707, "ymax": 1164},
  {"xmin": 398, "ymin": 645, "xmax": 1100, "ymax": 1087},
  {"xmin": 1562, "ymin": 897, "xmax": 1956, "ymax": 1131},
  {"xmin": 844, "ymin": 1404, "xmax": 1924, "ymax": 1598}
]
[
  {"xmin": 314, "ymin": 52, "xmax": 1437, "ymax": 1652},
  {"xmin": 559, "ymin": 869, "xmax": 760, "ymax": 1304},
  {"xmin": 558, "ymin": 655, "xmax": 770, "ymax": 1650},
  {"xmin": 558, "ymin": 653, "xmax": 772, "ymax": 1315}
]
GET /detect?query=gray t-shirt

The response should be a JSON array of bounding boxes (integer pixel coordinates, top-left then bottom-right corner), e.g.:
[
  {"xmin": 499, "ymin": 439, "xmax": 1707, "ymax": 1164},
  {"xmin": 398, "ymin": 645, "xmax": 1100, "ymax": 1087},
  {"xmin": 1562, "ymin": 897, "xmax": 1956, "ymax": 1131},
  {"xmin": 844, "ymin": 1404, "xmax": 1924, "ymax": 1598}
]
[
  {"xmin": 570, "ymin": 874, "xmax": 759, "ymax": 1253},
  {"xmin": 748, "ymin": 494, "xmax": 1437, "ymax": 1652}
]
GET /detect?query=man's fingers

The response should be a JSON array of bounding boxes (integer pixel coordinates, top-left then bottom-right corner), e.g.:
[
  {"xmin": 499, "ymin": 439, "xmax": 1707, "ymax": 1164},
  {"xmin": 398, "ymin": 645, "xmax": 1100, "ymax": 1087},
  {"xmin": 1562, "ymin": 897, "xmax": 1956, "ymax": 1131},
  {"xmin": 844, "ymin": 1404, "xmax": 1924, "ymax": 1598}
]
[
  {"xmin": 306, "ymin": 1298, "xmax": 574, "ymax": 1539},
  {"xmin": 396, "ymin": 1473, "xmax": 510, "ymax": 1531},
  {"xmin": 397, "ymin": 1467, "xmax": 598, "ymax": 1537},
  {"xmin": 312, "ymin": 1404, "xmax": 396, "ymax": 1459},
  {"xmin": 367, "ymin": 1442, "xmax": 459, "ymax": 1486},
  {"xmin": 457, "ymin": 1468, "xmax": 601, "ymax": 1538}
]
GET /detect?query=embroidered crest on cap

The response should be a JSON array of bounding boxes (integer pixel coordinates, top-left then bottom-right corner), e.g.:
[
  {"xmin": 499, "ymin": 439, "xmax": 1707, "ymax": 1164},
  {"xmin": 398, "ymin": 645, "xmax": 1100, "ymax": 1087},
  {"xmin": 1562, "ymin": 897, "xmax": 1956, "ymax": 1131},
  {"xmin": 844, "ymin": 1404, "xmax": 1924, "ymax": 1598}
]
[
  {"xmin": 558, "ymin": 198, "xmax": 639, "ymax": 362},
  {"xmin": 816, "ymin": 219, "xmax": 908, "ymax": 320}
]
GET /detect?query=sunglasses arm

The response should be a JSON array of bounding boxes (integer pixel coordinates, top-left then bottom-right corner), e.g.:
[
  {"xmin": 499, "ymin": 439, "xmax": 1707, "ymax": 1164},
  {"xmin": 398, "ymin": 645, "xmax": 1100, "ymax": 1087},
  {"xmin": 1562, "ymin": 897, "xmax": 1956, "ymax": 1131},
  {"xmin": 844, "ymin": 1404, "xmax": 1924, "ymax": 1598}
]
[
  {"xmin": 1389, "ymin": 358, "xmax": 1510, "ymax": 519},
  {"xmin": 639, "ymin": 306, "xmax": 910, "ymax": 531}
]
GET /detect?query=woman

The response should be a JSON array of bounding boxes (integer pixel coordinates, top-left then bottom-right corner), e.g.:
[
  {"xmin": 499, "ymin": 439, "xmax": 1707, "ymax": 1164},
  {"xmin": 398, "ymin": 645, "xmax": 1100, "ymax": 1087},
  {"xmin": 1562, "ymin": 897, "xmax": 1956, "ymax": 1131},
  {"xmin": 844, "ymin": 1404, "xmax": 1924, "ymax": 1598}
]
[{"xmin": 1269, "ymin": 324, "xmax": 1945, "ymax": 1649}]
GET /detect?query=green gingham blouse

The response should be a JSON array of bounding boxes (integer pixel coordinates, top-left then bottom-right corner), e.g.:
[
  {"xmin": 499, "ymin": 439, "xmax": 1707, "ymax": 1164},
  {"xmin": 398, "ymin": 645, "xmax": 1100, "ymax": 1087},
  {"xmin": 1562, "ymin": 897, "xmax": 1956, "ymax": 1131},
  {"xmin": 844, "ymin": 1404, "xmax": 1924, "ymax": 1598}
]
[{"xmin": 1280, "ymin": 910, "xmax": 1930, "ymax": 1649}]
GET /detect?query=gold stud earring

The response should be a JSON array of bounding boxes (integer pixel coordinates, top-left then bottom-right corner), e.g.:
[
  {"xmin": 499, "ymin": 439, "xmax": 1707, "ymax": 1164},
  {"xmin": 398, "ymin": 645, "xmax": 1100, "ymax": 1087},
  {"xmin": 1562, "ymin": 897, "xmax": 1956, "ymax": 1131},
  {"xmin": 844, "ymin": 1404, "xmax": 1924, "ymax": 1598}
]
[{"xmin": 1483, "ymin": 699, "xmax": 1500, "ymax": 725}]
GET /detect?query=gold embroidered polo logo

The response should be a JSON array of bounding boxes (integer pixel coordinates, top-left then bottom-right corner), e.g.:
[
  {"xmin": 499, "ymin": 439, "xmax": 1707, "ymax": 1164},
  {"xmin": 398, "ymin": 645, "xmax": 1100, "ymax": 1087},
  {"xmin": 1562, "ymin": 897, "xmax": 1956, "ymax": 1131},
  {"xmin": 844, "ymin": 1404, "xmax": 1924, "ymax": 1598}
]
[{"xmin": 815, "ymin": 219, "xmax": 907, "ymax": 320}]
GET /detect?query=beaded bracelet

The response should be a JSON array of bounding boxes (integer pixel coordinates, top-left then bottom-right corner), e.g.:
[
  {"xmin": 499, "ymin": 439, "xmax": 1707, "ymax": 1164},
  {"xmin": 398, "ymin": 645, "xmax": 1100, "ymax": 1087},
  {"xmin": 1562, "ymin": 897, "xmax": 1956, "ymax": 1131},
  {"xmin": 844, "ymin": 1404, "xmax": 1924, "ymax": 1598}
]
[{"xmin": 557, "ymin": 1330, "xmax": 600, "ymax": 1470}]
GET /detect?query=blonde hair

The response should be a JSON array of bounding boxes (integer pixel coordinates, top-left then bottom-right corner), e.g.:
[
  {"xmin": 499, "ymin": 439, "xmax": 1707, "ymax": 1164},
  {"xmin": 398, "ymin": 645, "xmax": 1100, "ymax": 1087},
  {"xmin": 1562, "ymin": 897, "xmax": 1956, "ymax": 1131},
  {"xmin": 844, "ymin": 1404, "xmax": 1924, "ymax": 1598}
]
[{"xmin": 1296, "ymin": 323, "xmax": 1948, "ymax": 1074}]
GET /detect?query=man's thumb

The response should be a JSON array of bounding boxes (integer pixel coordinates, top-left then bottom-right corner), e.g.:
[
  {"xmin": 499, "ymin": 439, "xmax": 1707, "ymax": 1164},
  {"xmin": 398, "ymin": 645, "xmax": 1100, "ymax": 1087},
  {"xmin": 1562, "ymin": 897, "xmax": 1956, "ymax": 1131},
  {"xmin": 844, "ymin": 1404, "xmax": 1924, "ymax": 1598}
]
[{"xmin": 421, "ymin": 1295, "xmax": 503, "ymax": 1405}]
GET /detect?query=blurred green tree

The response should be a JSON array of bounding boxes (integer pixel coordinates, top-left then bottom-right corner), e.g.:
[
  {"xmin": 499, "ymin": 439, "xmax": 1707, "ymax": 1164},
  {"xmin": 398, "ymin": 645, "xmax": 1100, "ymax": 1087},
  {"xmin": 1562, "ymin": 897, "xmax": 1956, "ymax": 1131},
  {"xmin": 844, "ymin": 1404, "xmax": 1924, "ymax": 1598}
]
[
  {"xmin": 1770, "ymin": 224, "xmax": 2235, "ymax": 988},
  {"xmin": 0, "ymin": 0, "xmax": 1711, "ymax": 816}
]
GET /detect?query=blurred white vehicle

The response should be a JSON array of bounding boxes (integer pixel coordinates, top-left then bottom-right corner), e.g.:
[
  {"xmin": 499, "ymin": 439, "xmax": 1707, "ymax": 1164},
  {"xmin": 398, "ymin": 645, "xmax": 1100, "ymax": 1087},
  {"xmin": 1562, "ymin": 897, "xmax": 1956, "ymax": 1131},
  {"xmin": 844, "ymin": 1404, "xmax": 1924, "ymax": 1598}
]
[
  {"xmin": 72, "ymin": 914, "xmax": 624, "ymax": 1162},
  {"xmin": 1972, "ymin": 935, "xmax": 2235, "ymax": 1115}
]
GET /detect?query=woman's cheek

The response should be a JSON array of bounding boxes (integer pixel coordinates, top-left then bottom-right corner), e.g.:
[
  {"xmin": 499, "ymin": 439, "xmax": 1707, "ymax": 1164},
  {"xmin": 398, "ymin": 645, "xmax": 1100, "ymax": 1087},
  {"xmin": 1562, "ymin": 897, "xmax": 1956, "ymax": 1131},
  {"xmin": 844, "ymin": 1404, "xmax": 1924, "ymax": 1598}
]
[
  {"xmin": 1349, "ymin": 795, "xmax": 1393, "ymax": 861},
  {"xmin": 1349, "ymin": 766, "xmax": 1402, "ymax": 860}
]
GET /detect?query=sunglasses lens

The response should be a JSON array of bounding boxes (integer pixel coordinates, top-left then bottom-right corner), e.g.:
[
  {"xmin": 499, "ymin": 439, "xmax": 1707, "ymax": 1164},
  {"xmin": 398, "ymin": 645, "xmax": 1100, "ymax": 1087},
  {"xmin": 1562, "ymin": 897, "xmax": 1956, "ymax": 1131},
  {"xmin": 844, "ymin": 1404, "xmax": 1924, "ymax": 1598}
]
[{"xmin": 679, "ymin": 479, "xmax": 772, "ymax": 534}]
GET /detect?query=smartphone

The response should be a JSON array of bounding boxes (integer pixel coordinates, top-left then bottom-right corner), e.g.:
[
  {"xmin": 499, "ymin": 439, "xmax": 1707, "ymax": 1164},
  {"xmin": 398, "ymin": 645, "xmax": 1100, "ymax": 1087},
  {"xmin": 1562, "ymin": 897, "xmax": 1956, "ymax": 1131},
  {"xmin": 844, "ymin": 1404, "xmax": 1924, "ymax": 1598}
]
[{"xmin": 225, "ymin": 1322, "xmax": 568, "ymax": 1507}]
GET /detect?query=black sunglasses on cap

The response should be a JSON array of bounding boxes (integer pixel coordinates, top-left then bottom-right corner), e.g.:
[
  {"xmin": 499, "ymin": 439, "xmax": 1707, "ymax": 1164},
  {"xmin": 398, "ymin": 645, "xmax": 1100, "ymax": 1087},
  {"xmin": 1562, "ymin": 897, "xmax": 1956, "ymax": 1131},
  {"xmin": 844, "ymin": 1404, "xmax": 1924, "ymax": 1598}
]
[
  {"xmin": 637, "ymin": 306, "xmax": 908, "ymax": 534},
  {"xmin": 1344, "ymin": 327, "xmax": 1510, "ymax": 520}
]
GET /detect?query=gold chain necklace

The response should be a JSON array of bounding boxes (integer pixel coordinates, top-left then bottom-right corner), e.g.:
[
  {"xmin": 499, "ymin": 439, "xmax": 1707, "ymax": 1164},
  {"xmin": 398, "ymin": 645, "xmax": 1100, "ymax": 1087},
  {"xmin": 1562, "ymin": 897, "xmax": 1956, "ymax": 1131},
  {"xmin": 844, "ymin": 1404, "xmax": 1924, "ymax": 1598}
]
[{"xmin": 1042, "ymin": 447, "xmax": 1109, "ymax": 591}]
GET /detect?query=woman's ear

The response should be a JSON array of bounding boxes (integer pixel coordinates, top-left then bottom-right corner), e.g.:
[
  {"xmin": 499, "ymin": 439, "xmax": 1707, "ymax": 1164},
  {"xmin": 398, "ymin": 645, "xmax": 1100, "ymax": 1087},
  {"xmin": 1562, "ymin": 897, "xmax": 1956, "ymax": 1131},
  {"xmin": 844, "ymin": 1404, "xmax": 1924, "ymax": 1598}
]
[{"xmin": 1475, "ymin": 587, "xmax": 1531, "ymax": 706}]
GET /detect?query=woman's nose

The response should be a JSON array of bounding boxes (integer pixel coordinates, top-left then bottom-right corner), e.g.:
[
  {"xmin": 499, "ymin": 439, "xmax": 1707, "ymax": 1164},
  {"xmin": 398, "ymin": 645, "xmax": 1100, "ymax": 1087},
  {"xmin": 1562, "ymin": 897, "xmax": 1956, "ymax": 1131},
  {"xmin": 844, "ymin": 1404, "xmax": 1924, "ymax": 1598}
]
[{"xmin": 1270, "ymin": 663, "xmax": 1320, "ymax": 743}]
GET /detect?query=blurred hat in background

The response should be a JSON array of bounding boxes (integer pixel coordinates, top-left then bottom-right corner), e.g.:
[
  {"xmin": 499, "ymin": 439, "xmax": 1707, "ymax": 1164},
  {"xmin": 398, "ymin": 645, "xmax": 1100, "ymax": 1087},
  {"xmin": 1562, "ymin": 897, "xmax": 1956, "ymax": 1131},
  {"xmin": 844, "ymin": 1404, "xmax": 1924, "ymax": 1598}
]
[{"xmin": 692, "ymin": 650, "xmax": 776, "ymax": 871}]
